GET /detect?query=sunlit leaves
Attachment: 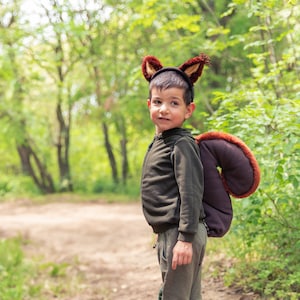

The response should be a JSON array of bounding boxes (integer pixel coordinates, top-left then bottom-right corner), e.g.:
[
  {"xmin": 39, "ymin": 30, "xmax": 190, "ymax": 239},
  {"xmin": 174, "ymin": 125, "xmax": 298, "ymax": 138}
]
[
  {"xmin": 206, "ymin": 26, "xmax": 230, "ymax": 37},
  {"xmin": 206, "ymin": 1, "xmax": 300, "ymax": 296}
]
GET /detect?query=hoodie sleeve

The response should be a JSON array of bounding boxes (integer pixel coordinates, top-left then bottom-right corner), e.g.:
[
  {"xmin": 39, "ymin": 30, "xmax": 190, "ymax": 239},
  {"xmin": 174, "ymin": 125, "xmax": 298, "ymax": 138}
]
[{"xmin": 172, "ymin": 136, "xmax": 205, "ymax": 242}]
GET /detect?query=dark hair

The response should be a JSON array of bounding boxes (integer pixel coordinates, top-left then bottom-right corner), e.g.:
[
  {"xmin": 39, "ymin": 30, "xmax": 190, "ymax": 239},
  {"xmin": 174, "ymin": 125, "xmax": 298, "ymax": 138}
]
[{"xmin": 149, "ymin": 70, "xmax": 193, "ymax": 105}]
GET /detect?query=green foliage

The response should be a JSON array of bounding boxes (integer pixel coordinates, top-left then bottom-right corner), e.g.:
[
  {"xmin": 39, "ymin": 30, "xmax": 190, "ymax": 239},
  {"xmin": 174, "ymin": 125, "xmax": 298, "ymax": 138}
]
[
  {"xmin": 206, "ymin": 1, "xmax": 300, "ymax": 297},
  {"xmin": 0, "ymin": 237, "xmax": 84, "ymax": 299},
  {"xmin": 209, "ymin": 91, "xmax": 300, "ymax": 297},
  {"xmin": 0, "ymin": 175, "xmax": 41, "ymax": 199},
  {"xmin": 40, "ymin": 261, "xmax": 69, "ymax": 278},
  {"xmin": 0, "ymin": 237, "xmax": 41, "ymax": 299},
  {"xmin": 92, "ymin": 178, "xmax": 141, "ymax": 199}
]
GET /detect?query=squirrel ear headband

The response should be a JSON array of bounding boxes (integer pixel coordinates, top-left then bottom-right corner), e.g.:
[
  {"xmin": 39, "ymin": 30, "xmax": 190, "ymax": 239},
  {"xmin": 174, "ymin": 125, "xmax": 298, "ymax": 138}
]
[{"xmin": 141, "ymin": 54, "xmax": 210, "ymax": 101}]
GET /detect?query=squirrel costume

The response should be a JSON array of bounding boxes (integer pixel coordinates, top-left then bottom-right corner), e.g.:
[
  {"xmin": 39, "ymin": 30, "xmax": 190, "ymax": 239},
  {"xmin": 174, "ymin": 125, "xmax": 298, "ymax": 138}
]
[{"xmin": 142, "ymin": 54, "xmax": 260, "ymax": 237}]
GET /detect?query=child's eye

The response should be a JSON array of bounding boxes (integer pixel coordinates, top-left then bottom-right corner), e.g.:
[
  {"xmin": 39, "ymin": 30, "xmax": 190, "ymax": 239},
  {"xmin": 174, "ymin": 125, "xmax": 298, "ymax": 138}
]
[
  {"xmin": 152, "ymin": 99, "xmax": 161, "ymax": 105},
  {"xmin": 171, "ymin": 101, "xmax": 179, "ymax": 106}
]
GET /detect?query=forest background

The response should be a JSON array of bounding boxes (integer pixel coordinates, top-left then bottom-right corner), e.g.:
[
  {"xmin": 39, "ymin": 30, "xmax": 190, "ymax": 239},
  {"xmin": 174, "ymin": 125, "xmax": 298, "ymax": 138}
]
[{"xmin": 0, "ymin": 0, "xmax": 299, "ymax": 299}]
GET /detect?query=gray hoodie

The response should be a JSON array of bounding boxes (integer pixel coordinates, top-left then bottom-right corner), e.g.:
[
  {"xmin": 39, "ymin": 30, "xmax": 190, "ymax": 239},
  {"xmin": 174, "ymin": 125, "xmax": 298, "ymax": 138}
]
[{"xmin": 141, "ymin": 127, "xmax": 205, "ymax": 243}]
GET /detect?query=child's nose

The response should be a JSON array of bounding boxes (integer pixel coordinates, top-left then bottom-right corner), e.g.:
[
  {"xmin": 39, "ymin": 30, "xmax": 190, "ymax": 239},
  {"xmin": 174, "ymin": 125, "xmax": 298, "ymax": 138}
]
[{"xmin": 159, "ymin": 103, "xmax": 169, "ymax": 113}]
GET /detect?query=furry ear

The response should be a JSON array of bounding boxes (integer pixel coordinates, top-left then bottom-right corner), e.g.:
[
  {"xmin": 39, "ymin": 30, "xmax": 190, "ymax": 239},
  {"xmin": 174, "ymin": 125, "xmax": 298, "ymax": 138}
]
[
  {"xmin": 179, "ymin": 53, "xmax": 210, "ymax": 84},
  {"xmin": 141, "ymin": 56, "xmax": 163, "ymax": 82}
]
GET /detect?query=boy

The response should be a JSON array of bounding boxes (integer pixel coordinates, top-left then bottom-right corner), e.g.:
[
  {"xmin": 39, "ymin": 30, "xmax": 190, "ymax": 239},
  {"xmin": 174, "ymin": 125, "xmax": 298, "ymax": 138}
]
[{"xmin": 140, "ymin": 54, "xmax": 210, "ymax": 300}]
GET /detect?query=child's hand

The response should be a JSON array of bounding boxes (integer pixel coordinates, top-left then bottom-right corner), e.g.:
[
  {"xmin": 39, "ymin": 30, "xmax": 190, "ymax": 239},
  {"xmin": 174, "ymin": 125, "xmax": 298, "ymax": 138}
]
[{"xmin": 172, "ymin": 241, "xmax": 193, "ymax": 270}]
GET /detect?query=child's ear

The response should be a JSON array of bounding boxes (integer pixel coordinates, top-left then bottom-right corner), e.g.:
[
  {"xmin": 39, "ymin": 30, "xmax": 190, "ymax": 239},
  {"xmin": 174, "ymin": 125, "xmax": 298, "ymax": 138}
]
[
  {"xmin": 185, "ymin": 102, "xmax": 196, "ymax": 119},
  {"xmin": 147, "ymin": 99, "xmax": 151, "ymax": 108}
]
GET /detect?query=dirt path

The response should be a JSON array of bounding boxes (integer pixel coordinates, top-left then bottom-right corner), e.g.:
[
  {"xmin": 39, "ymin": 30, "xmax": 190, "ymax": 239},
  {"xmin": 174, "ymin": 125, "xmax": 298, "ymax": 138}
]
[{"xmin": 0, "ymin": 201, "xmax": 248, "ymax": 300}]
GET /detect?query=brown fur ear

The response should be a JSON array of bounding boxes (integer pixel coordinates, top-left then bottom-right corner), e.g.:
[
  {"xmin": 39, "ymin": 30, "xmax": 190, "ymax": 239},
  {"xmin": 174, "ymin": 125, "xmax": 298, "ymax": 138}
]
[
  {"xmin": 179, "ymin": 53, "xmax": 210, "ymax": 84},
  {"xmin": 141, "ymin": 56, "xmax": 163, "ymax": 82}
]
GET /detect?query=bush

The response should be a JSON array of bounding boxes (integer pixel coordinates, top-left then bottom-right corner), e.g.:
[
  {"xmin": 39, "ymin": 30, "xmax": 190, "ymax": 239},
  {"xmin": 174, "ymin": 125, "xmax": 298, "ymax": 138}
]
[
  {"xmin": 207, "ymin": 86, "xmax": 300, "ymax": 298},
  {"xmin": 0, "ymin": 175, "xmax": 41, "ymax": 199},
  {"xmin": 206, "ymin": 15, "xmax": 300, "ymax": 292}
]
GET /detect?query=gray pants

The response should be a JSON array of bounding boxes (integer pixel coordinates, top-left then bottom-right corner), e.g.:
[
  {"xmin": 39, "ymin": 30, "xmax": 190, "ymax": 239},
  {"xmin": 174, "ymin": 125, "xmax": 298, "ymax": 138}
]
[{"xmin": 157, "ymin": 223, "xmax": 207, "ymax": 300}]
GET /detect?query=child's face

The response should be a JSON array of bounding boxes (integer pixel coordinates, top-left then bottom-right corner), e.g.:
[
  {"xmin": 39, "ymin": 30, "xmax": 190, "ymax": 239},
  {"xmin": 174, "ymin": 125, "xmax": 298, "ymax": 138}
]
[{"xmin": 147, "ymin": 87, "xmax": 195, "ymax": 135}]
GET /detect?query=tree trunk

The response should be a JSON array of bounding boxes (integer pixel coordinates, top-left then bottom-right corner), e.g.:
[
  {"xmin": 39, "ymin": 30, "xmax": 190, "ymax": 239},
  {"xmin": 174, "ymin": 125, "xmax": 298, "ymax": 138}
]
[
  {"xmin": 102, "ymin": 121, "xmax": 118, "ymax": 184},
  {"xmin": 119, "ymin": 117, "xmax": 129, "ymax": 185},
  {"xmin": 17, "ymin": 143, "xmax": 55, "ymax": 194},
  {"xmin": 56, "ymin": 102, "xmax": 73, "ymax": 191}
]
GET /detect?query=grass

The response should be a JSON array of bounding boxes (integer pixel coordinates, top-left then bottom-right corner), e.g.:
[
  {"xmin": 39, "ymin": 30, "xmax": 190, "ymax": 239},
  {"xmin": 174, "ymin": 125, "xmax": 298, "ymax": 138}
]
[
  {"xmin": 0, "ymin": 236, "xmax": 40, "ymax": 300},
  {"xmin": 0, "ymin": 236, "xmax": 85, "ymax": 300},
  {"xmin": 203, "ymin": 234, "xmax": 236, "ymax": 281},
  {"xmin": 0, "ymin": 191, "xmax": 140, "ymax": 206}
]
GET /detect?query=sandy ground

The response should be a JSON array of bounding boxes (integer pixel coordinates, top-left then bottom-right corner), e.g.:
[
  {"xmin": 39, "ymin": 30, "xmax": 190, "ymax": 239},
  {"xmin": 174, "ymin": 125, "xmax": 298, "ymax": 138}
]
[{"xmin": 0, "ymin": 201, "xmax": 256, "ymax": 300}]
